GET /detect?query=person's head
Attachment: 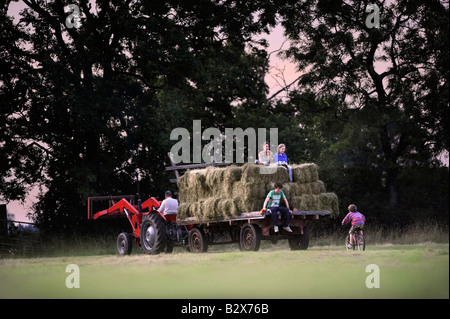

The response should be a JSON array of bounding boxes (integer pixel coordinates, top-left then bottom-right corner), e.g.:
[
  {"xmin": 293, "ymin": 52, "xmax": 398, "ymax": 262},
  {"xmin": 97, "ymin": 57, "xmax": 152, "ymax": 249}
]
[
  {"xmin": 274, "ymin": 182, "xmax": 283, "ymax": 193},
  {"xmin": 165, "ymin": 190, "xmax": 173, "ymax": 198},
  {"xmin": 263, "ymin": 142, "xmax": 270, "ymax": 151},
  {"xmin": 348, "ymin": 204, "xmax": 357, "ymax": 212},
  {"xmin": 277, "ymin": 144, "xmax": 285, "ymax": 154}
]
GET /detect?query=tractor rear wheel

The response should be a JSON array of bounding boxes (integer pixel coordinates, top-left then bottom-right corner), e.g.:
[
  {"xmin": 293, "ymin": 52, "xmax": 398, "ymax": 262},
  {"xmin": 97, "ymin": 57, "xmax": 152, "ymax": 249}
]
[
  {"xmin": 140, "ymin": 214, "xmax": 166, "ymax": 255},
  {"xmin": 188, "ymin": 227, "xmax": 208, "ymax": 253},
  {"xmin": 117, "ymin": 232, "xmax": 133, "ymax": 255}
]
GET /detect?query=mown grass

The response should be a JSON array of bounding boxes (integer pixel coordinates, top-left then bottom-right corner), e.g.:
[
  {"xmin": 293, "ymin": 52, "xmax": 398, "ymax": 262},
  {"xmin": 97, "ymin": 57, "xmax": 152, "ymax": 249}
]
[
  {"xmin": 1, "ymin": 221, "xmax": 448, "ymax": 299},
  {"xmin": 0, "ymin": 242, "xmax": 448, "ymax": 299}
]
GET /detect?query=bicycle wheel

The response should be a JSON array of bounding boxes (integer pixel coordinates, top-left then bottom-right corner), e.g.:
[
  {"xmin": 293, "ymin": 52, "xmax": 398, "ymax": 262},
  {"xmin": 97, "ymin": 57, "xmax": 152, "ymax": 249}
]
[
  {"xmin": 359, "ymin": 234, "xmax": 366, "ymax": 251},
  {"xmin": 345, "ymin": 234, "xmax": 352, "ymax": 251}
]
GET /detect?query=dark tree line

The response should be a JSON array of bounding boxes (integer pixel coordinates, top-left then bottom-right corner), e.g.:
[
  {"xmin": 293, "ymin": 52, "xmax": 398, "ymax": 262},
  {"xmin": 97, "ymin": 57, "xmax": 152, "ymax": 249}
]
[{"xmin": 1, "ymin": 0, "xmax": 448, "ymax": 235}]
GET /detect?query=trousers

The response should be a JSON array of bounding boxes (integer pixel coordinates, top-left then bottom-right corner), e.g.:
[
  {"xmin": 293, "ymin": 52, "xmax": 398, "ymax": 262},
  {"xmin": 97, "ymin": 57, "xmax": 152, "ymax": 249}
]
[{"xmin": 268, "ymin": 206, "xmax": 290, "ymax": 227}]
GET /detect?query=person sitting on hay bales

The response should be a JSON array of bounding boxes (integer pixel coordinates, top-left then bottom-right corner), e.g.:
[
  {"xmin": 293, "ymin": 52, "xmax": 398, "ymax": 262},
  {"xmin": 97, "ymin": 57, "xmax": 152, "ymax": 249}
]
[
  {"xmin": 257, "ymin": 142, "xmax": 275, "ymax": 165},
  {"xmin": 274, "ymin": 144, "xmax": 293, "ymax": 182},
  {"xmin": 262, "ymin": 182, "xmax": 293, "ymax": 233}
]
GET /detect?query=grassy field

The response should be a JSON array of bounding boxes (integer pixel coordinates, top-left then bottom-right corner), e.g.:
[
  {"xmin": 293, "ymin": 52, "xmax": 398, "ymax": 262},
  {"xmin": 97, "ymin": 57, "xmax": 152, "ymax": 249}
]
[{"xmin": 0, "ymin": 241, "xmax": 448, "ymax": 299}]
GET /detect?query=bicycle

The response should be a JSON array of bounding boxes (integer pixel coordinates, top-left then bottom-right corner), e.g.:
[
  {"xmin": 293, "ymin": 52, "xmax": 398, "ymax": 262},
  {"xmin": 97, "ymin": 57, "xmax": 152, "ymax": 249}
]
[{"xmin": 345, "ymin": 228, "xmax": 365, "ymax": 251}]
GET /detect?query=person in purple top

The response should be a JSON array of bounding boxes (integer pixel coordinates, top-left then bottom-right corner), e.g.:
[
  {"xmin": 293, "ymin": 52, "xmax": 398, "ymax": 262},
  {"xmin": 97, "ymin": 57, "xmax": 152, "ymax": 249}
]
[
  {"xmin": 342, "ymin": 204, "xmax": 365, "ymax": 248},
  {"xmin": 274, "ymin": 144, "xmax": 293, "ymax": 182}
]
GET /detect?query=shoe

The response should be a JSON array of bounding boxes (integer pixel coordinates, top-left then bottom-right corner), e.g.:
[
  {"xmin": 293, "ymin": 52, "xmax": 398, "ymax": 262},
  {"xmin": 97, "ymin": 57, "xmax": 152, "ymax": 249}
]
[
  {"xmin": 283, "ymin": 226, "xmax": 293, "ymax": 232},
  {"xmin": 274, "ymin": 226, "xmax": 279, "ymax": 233}
]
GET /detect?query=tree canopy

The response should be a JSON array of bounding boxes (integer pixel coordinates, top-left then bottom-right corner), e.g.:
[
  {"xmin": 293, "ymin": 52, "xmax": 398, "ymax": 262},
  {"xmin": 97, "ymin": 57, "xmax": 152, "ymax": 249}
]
[{"xmin": 1, "ymin": 0, "xmax": 448, "ymax": 233}]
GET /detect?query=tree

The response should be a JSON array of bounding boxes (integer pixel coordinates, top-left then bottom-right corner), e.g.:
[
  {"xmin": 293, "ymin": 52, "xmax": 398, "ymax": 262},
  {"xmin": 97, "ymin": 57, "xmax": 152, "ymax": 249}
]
[
  {"xmin": 278, "ymin": 0, "xmax": 449, "ymax": 208},
  {"xmin": 0, "ymin": 0, "xmax": 278, "ymax": 233}
]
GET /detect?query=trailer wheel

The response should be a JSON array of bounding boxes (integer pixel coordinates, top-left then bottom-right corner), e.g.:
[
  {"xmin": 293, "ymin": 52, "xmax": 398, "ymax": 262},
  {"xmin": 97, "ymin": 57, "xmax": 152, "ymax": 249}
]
[
  {"xmin": 240, "ymin": 223, "xmax": 261, "ymax": 251},
  {"xmin": 117, "ymin": 232, "xmax": 133, "ymax": 255},
  {"xmin": 189, "ymin": 227, "xmax": 208, "ymax": 253},
  {"xmin": 140, "ymin": 214, "xmax": 166, "ymax": 255},
  {"xmin": 288, "ymin": 225, "xmax": 309, "ymax": 250}
]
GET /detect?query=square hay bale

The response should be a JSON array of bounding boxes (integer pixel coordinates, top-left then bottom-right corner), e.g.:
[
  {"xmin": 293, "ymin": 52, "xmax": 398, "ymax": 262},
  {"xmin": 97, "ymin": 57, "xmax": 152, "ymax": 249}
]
[
  {"xmin": 291, "ymin": 163, "xmax": 319, "ymax": 183},
  {"xmin": 217, "ymin": 198, "xmax": 240, "ymax": 219},
  {"xmin": 240, "ymin": 163, "xmax": 289, "ymax": 184},
  {"xmin": 176, "ymin": 202, "xmax": 192, "ymax": 219},
  {"xmin": 265, "ymin": 180, "xmax": 326, "ymax": 198},
  {"xmin": 319, "ymin": 192, "xmax": 339, "ymax": 215},
  {"xmin": 290, "ymin": 194, "xmax": 321, "ymax": 211},
  {"xmin": 233, "ymin": 181, "xmax": 268, "ymax": 202},
  {"xmin": 202, "ymin": 197, "xmax": 222, "ymax": 220},
  {"xmin": 177, "ymin": 169, "xmax": 211, "ymax": 201}
]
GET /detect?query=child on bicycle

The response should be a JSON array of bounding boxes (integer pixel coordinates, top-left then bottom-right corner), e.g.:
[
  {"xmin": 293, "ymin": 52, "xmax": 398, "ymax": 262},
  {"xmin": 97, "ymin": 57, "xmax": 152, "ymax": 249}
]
[{"xmin": 341, "ymin": 204, "xmax": 365, "ymax": 248}]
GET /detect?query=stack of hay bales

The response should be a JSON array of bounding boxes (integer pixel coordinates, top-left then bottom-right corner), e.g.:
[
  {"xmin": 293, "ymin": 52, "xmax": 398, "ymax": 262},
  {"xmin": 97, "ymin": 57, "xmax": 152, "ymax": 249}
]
[{"xmin": 176, "ymin": 163, "xmax": 339, "ymax": 221}]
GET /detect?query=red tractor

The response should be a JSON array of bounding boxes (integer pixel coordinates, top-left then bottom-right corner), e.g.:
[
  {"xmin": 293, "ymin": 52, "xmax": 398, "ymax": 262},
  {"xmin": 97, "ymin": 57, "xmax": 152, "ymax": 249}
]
[{"xmin": 88, "ymin": 195, "xmax": 192, "ymax": 255}]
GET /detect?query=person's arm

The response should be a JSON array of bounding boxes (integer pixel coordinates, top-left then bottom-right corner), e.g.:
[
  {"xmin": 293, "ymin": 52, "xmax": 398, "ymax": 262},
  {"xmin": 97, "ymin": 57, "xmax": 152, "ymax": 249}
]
[
  {"xmin": 262, "ymin": 196, "xmax": 270, "ymax": 210},
  {"xmin": 269, "ymin": 151, "xmax": 274, "ymax": 164},
  {"xmin": 158, "ymin": 200, "xmax": 166, "ymax": 213},
  {"xmin": 342, "ymin": 213, "xmax": 350, "ymax": 225},
  {"xmin": 284, "ymin": 197, "xmax": 291, "ymax": 212},
  {"xmin": 258, "ymin": 151, "xmax": 264, "ymax": 163}
]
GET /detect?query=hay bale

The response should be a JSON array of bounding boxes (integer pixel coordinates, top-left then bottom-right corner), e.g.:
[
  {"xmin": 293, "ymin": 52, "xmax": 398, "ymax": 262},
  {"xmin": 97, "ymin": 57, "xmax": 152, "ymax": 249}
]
[
  {"xmin": 176, "ymin": 162, "xmax": 337, "ymax": 220},
  {"xmin": 319, "ymin": 193, "xmax": 339, "ymax": 215},
  {"xmin": 241, "ymin": 163, "xmax": 289, "ymax": 184},
  {"xmin": 177, "ymin": 169, "xmax": 211, "ymax": 200},
  {"xmin": 233, "ymin": 181, "xmax": 268, "ymax": 202},
  {"xmin": 202, "ymin": 197, "xmax": 222, "ymax": 219},
  {"xmin": 291, "ymin": 194, "xmax": 321, "ymax": 211},
  {"xmin": 292, "ymin": 163, "xmax": 319, "ymax": 183},
  {"xmin": 204, "ymin": 167, "xmax": 226, "ymax": 189},
  {"xmin": 265, "ymin": 180, "xmax": 326, "ymax": 198},
  {"xmin": 217, "ymin": 198, "xmax": 240, "ymax": 218},
  {"xmin": 290, "ymin": 193, "xmax": 339, "ymax": 215},
  {"xmin": 176, "ymin": 202, "xmax": 192, "ymax": 219}
]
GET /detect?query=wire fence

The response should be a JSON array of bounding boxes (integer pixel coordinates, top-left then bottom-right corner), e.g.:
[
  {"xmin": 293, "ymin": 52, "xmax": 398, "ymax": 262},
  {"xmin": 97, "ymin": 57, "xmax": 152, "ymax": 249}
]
[{"xmin": 0, "ymin": 219, "xmax": 41, "ymax": 258}]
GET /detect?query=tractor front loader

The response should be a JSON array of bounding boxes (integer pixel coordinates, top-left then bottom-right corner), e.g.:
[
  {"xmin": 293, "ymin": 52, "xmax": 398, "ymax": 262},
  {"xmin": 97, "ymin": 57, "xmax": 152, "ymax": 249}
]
[{"xmin": 88, "ymin": 195, "xmax": 191, "ymax": 255}]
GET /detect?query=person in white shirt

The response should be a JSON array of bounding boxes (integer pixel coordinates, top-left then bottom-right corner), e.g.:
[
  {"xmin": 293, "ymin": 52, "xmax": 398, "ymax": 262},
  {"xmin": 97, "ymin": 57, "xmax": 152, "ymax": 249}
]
[{"xmin": 158, "ymin": 191, "xmax": 178, "ymax": 216}]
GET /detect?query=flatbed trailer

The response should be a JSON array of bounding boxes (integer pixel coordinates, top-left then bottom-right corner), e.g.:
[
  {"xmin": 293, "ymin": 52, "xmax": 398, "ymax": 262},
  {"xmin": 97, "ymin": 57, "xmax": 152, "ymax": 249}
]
[
  {"xmin": 177, "ymin": 209, "xmax": 332, "ymax": 252},
  {"xmin": 89, "ymin": 195, "xmax": 331, "ymax": 254}
]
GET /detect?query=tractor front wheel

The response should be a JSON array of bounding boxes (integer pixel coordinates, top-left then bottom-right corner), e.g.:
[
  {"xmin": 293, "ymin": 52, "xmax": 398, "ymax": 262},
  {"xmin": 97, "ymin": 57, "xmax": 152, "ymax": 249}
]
[
  {"xmin": 140, "ymin": 214, "xmax": 166, "ymax": 255},
  {"xmin": 117, "ymin": 232, "xmax": 133, "ymax": 255}
]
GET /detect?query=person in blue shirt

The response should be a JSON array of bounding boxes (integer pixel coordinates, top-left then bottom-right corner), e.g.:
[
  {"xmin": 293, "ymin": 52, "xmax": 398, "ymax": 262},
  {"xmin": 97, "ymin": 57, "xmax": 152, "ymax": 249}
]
[{"xmin": 274, "ymin": 144, "xmax": 293, "ymax": 182}]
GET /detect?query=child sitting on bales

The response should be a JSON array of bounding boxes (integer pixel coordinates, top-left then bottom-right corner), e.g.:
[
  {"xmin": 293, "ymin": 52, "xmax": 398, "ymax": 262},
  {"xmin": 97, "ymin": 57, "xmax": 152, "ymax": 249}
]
[
  {"xmin": 274, "ymin": 144, "xmax": 293, "ymax": 182},
  {"xmin": 262, "ymin": 182, "xmax": 293, "ymax": 233}
]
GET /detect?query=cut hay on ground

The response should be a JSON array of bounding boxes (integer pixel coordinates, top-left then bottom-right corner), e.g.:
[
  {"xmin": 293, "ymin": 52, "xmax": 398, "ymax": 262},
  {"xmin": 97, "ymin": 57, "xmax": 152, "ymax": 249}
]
[{"xmin": 177, "ymin": 163, "xmax": 338, "ymax": 221}]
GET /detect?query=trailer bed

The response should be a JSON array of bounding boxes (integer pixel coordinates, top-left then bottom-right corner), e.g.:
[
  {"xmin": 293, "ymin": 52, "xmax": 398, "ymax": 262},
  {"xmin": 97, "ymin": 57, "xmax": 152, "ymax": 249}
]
[{"xmin": 176, "ymin": 210, "xmax": 332, "ymax": 226}]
